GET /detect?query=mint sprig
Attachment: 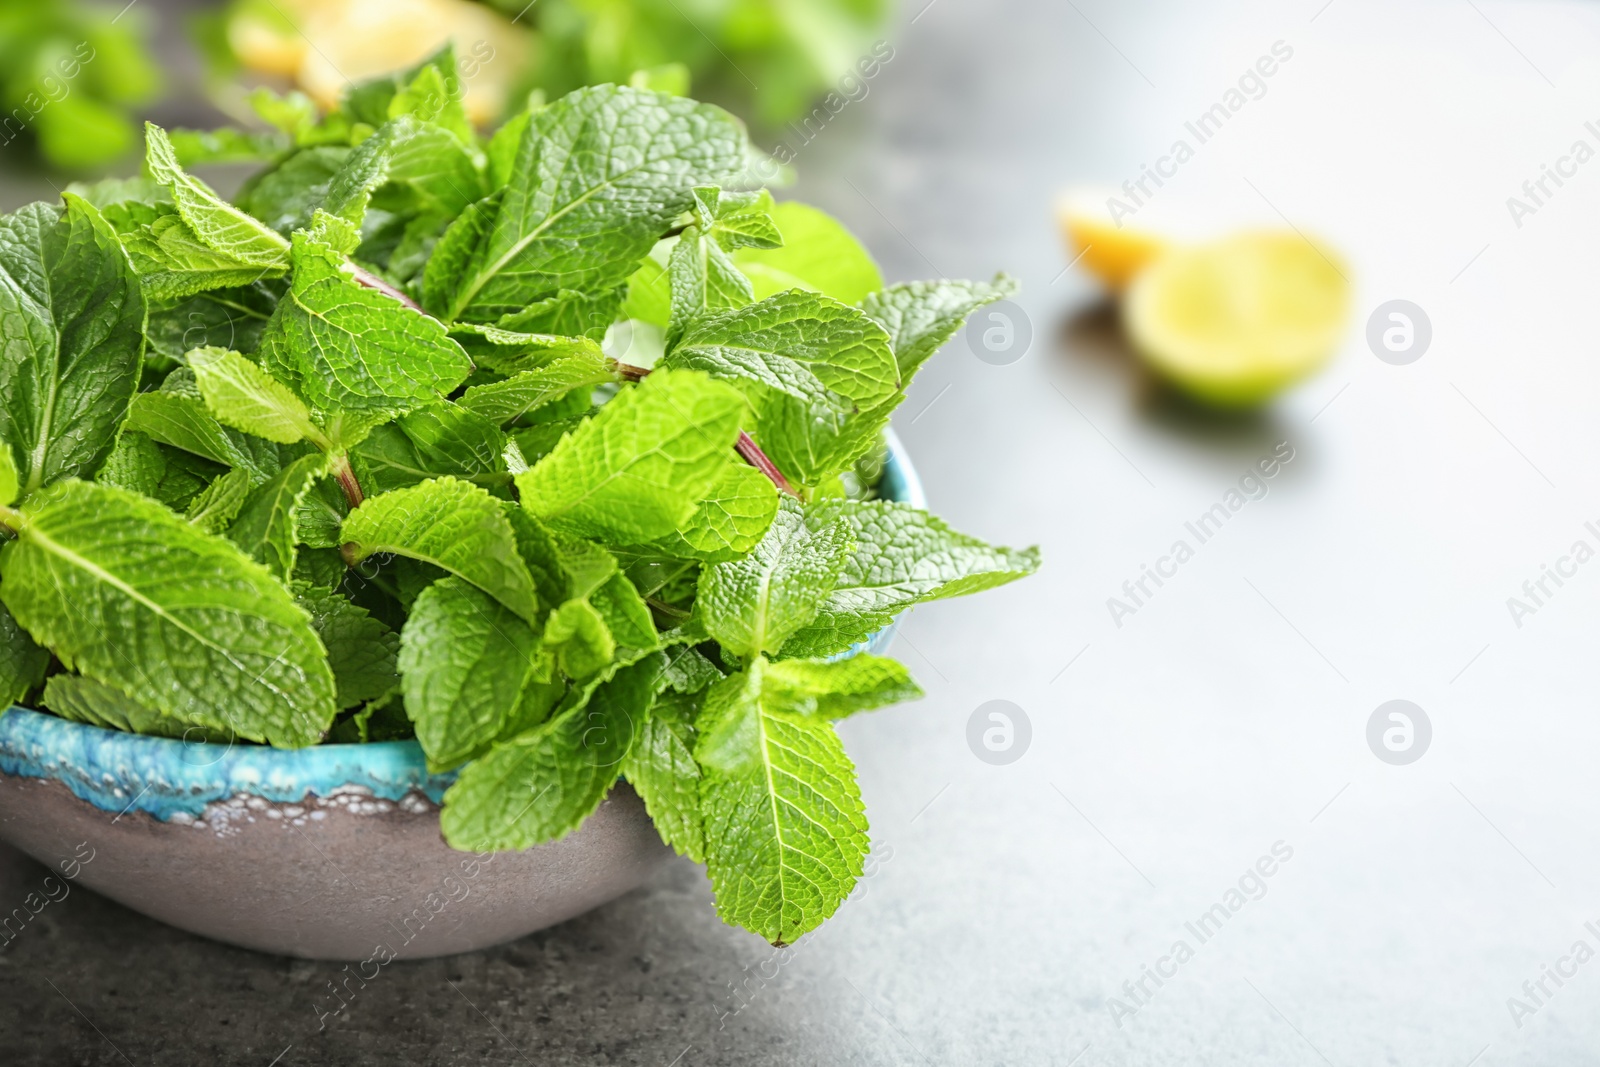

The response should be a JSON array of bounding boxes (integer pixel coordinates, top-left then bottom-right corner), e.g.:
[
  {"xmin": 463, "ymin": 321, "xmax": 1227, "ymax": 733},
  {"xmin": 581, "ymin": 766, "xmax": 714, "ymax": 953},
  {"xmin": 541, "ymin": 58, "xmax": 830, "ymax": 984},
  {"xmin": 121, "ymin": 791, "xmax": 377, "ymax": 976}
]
[{"xmin": 0, "ymin": 61, "xmax": 1037, "ymax": 945}]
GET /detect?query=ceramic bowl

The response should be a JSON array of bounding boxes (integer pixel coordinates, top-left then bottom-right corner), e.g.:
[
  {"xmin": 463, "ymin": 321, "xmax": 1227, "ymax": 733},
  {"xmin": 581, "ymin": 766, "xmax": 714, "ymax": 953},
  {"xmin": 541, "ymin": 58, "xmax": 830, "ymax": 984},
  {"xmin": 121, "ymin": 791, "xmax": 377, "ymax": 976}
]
[{"xmin": 0, "ymin": 434, "xmax": 925, "ymax": 960}]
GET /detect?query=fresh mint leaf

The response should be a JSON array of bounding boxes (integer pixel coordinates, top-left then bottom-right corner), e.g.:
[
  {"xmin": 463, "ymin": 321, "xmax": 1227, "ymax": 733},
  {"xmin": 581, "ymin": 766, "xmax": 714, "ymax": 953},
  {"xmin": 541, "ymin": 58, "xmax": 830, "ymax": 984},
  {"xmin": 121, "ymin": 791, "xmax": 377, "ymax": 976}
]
[
  {"xmin": 125, "ymin": 386, "xmax": 280, "ymax": 485},
  {"xmin": 633, "ymin": 461, "xmax": 778, "ymax": 562},
  {"xmin": 258, "ymin": 217, "xmax": 472, "ymax": 417},
  {"xmin": 663, "ymin": 290, "xmax": 897, "ymax": 486},
  {"xmin": 426, "ymin": 86, "xmax": 747, "ymax": 324},
  {"xmin": 0, "ymin": 601, "xmax": 49, "ymax": 706},
  {"xmin": 321, "ymin": 116, "xmax": 485, "ymax": 229},
  {"xmin": 187, "ymin": 345, "xmax": 322, "ymax": 446},
  {"xmin": 117, "ymin": 204, "xmax": 287, "ymax": 302},
  {"xmin": 237, "ymin": 147, "xmax": 352, "ymax": 236},
  {"xmin": 399, "ymin": 576, "xmax": 547, "ymax": 770},
  {"xmin": 42, "ymin": 674, "xmax": 220, "ymax": 740},
  {"xmin": 696, "ymin": 659, "xmax": 868, "ymax": 945},
  {"xmin": 781, "ymin": 500, "xmax": 1041, "ymax": 658},
  {"xmin": 1, "ymin": 479, "xmax": 338, "ymax": 746},
  {"xmin": 544, "ymin": 597, "xmax": 615, "ymax": 680},
  {"xmin": 0, "ymin": 195, "xmax": 146, "ymax": 495},
  {"xmin": 860, "ymin": 275, "xmax": 1019, "ymax": 379},
  {"xmin": 439, "ymin": 652, "xmax": 665, "ymax": 851},
  {"xmin": 458, "ymin": 351, "xmax": 615, "ymax": 425},
  {"xmin": 697, "ymin": 497, "xmax": 854, "ymax": 659},
  {"xmin": 622, "ymin": 684, "xmax": 705, "ymax": 861},
  {"xmin": 144, "ymin": 123, "xmax": 291, "ymax": 270},
  {"xmin": 732, "ymin": 201, "xmax": 883, "ymax": 305},
  {"xmin": 517, "ymin": 368, "xmax": 745, "ymax": 545},
  {"xmin": 185, "ymin": 467, "xmax": 253, "ymax": 533},
  {"xmin": 447, "ymin": 324, "xmax": 605, "ymax": 376},
  {"xmin": 665, "ymin": 187, "xmax": 781, "ymax": 346},
  {"xmin": 0, "ymin": 447, "xmax": 16, "ymax": 506},
  {"xmin": 95, "ymin": 431, "xmax": 220, "ymax": 511},
  {"xmin": 762, "ymin": 654, "xmax": 922, "ymax": 718},
  {"xmin": 145, "ymin": 284, "xmax": 277, "ymax": 366},
  {"xmin": 340, "ymin": 476, "xmax": 542, "ymax": 624},
  {"xmin": 351, "ymin": 404, "xmax": 508, "ymax": 495},
  {"xmin": 228, "ymin": 452, "xmax": 327, "ymax": 581},
  {"xmin": 297, "ymin": 585, "xmax": 400, "ymax": 709}
]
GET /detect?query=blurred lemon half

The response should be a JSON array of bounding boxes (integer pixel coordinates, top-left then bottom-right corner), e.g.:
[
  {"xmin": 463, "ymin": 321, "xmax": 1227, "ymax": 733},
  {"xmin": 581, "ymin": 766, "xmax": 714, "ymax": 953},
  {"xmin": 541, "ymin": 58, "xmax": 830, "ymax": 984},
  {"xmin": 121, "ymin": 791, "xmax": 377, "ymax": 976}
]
[
  {"xmin": 1055, "ymin": 189, "xmax": 1169, "ymax": 292},
  {"xmin": 1124, "ymin": 232, "xmax": 1348, "ymax": 407}
]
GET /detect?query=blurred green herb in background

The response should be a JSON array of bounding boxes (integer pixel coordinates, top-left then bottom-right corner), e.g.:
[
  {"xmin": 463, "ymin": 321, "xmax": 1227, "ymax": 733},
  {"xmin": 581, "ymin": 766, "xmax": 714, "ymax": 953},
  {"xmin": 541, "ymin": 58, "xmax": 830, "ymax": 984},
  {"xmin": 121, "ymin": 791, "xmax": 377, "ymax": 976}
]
[{"xmin": 0, "ymin": 0, "xmax": 162, "ymax": 170}]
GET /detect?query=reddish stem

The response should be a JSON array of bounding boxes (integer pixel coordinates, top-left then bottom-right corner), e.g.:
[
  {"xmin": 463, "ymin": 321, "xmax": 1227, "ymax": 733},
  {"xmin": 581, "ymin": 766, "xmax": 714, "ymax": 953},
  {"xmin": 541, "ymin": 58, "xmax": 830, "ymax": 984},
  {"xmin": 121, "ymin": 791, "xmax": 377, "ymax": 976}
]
[
  {"xmin": 616, "ymin": 363, "xmax": 798, "ymax": 496},
  {"xmin": 329, "ymin": 453, "xmax": 364, "ymax": 508},
  {"xmin": 348, "ymin": 263, "xmax": 425, "ymax": 314},
  {"xmin": 736, "ymin": 431, "xmax": 797, "ymax": 498}
]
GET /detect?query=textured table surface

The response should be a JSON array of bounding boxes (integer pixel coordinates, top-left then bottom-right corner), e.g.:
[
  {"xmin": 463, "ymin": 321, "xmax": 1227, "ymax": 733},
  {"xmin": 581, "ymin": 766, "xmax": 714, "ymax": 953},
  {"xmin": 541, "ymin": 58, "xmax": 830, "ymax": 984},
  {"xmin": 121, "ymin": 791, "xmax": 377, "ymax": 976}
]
[{"xmin": 6, "ymin": 1, "xmax": 1600, "ymax": 1063}]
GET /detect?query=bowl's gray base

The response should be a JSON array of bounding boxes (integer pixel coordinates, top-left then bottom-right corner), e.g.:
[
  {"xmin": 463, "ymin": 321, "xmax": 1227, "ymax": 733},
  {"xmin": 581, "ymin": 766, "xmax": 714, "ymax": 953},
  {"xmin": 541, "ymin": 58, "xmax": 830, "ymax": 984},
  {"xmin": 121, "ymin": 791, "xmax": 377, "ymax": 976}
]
[{"xmin": 0, "ymin": 775, "xmax": 670, "ymax": 960}]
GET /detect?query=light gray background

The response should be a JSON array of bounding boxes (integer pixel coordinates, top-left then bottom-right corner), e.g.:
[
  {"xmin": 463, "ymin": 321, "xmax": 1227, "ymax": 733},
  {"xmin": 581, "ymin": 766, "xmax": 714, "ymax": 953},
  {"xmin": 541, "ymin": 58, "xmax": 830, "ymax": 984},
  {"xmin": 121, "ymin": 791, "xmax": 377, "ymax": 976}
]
[{"xmin": 4, "ymin": 0, "xmax": 1600, "ymax": 1063}]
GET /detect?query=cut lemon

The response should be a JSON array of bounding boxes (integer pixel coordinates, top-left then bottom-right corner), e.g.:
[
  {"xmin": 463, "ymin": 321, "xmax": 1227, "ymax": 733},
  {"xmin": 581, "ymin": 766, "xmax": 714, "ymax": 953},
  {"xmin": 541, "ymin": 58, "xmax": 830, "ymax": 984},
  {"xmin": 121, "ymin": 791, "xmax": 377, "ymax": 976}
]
[
  {"xmin": 1123, "ymin": 232, "xmax": 1348, "ymax": 407},
  {"xmin": 1056, "ymin": 189, "xmax": 1169, "ymax": 292}
]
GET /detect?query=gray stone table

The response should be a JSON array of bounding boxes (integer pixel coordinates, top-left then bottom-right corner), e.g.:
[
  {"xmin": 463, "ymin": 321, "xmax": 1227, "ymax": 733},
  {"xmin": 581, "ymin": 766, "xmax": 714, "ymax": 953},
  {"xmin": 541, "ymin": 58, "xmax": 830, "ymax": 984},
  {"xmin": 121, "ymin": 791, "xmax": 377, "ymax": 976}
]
[{"xmin": 6, "ymin": 0, "xmax": 1600, "ymax": 1063}]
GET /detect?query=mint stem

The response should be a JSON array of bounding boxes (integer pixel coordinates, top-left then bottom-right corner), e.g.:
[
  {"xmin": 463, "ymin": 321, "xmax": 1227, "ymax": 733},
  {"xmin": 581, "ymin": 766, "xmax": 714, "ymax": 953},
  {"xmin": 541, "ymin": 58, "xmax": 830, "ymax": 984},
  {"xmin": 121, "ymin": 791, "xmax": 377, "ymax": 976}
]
[
  {"xmin": 0, "ymin": 504, "xmax": 21, "ymax": 537},
  {"xmin": 613, "ymin": 363, "xmax": 798, "ymax": 496},
  {"xmin": 348, "ymin": 263, "xmax": 425, "ymax": 314},
  {"xmin": 329, "ymin": 452, "xmax": 364, "ymax": 508},
  {"xmin": 736, "ymin": 431, "xmax": 797, "ymax": 498}
]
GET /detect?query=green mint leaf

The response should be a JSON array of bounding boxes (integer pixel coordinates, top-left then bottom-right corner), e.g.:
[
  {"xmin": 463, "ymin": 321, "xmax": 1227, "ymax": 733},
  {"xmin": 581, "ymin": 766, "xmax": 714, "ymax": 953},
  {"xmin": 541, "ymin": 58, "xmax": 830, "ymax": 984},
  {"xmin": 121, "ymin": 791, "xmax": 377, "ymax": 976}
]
[
  {"xmin": 237, "ymin": 147, "xmax": 352, "ymax": 237},
  {"xmin": 697, "ymin": 497, "xmax": 854, "ymax": 659},
  {"xmin": 387, "ymin": 58, "xmax": 476, "ymax": 150},
  {"xmin": 860, "ymin": 275, "xmax": 1020, "ymax": 380},
  {"xmin": 228, "ymin": 452, "xmax": 328, "ymax": 580},
  {"xmin": 351, "ymin": 404, "xmax": 507, "ymax": 496},
  {"xmin": 696, "ymin": 660, "xmax": 868, "ymax": 945},
  {"xmin": 322, "ymin": 116, "xmax": 485, "ymax": 228},
  {"xmin": 184, "ymin": 467, "xmax": 253, "ymax": 533},
  {"xmin": 517, "ymin": 368, "xmax": 745, "ymax": 545},
  {"xmin": 339, "ymin": 476, "xmax": 542, "ymax": 624},
  {"xmin": 622, "ymin": 684, "xmax": 705, "ymax": 861},
  {"xmin": 781, "ymin": 500, "xmax": 1042, "ymax": 658},
  {"xmin": 168, "ymin": 127, "xmax": 291, "ymax": 166},
  {"xmin": 125, "ymin": 387, "xmax": 280, "ymax": 485},
  {"xmin": 258, "ymin": 218, "xmax": 473, "ymax": 417},
  {"xmin": 667, "ymin": 225, "xmax": 755, "ymax": 347},
  {"xmin": 633, "ymin": 460, "xmax": 778, "ymax": 562},
  {"xmin": 732, "ymin": 201, "xmax": 883, "ymax": 306},
  {"xmin": 447, "ymin": 324, "xmax": 605, "ymax": 376},
  {"xmin": 0, "ymin": 196, "xmax": 145, "ymax": 494},
  {"xmin": 398, "ymin": 576, "xmax": 547, "ymax": 770},
  {"xmin": 297, "ymin": 585, "xmax": 400, "ymax": 710},
  {"xmin": 117, "ymin": 204, "xmax": 287, "ymax": 302},
  {"xmin": 439, "ymin": 651, "xmax": 664, "ymax": 851},
  {"xmin": 492, "ymin": 288, "xmax": 626, "ymax": 341},
  {"xmin": 0, "ymin": 447, "xmax": 16, "ymax": 506},
  {"xmin": 145, "ymin": 284, "xmax": 276, "ymax": 367},
  {"xmin": 1, "ymin": 479, "xmax": 338, "ymax": 746},
  {"xmin": 95, "ymin": 431, "xmax": 219, "ymax": 512},
  {"xmin": 428, "ymin": 86, "xmax": 747, "ymax": 323},
  {"xmin": 144, "ymin": 123, "xmax": 291, "ymax": 269},
  {"xmin": 762, "ymin": 654, "xmax": 922, "ymax": 719},
  {"xmin": 42, "ymin": 674, "xmax": 220, "ymax": 740},
  {"xmin": 664, "ymin": 290, "xmax": 897, "ymax": 486},
  {"xmin": 187, "ymin": 345, "xmax": 322, "ymax": 446},
  {"xmin": 458, "ymin": 350, "xmax": 616, "ymax": 426},
  {"xmin": 0, "ymin": 601, "xmax": 49, "ymax": 706},
  {"xmin": 544, "ymin": 597, "xmax": 615, "ymax": 680}
]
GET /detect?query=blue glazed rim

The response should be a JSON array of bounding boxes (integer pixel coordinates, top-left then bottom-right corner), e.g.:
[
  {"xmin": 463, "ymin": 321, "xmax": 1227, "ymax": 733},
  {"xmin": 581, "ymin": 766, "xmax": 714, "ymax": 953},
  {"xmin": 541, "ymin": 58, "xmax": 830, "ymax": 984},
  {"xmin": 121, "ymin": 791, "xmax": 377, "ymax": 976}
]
[{"xmin": 0, "ymin": 433, "xmax": 926, "ymax": 821}]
